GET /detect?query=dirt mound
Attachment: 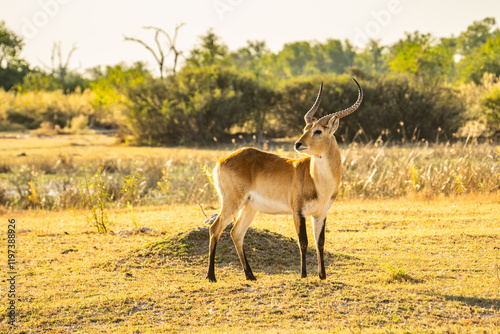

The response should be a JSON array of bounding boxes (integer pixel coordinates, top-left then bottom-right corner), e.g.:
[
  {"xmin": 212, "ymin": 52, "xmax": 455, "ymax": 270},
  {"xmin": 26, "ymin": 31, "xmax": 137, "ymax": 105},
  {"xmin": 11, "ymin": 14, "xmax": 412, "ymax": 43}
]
[
  {"xmin": 135, "ymin": 225, "xmax": 315, "ymax": 271},
  {"xmin": 127, "ymin": 225, "xmax": 360, "ymax": 276},
  {"xmin": 136, "ymin": 225, "xmax": 359, "ymax": 272}
]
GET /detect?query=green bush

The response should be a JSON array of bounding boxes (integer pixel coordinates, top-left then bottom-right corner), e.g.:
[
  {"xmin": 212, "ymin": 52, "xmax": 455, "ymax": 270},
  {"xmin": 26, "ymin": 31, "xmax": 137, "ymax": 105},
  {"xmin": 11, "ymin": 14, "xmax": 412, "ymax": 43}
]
[
  {"xmin": 126, "ymin": 65, "xmax": 275, "ymax": 145},
  {"xmin": 126, "ymin": 78, "xmax": 177, "ymax": 145},
  {"xmin": 0, "ymin": 89, "xmax": 100, "ymax": 131},
  {"xmin": 274, "ymin": 75, "xmax": 465, "ymax": 142},
  {"xmin": 482, "ymin": 85, "xmax": 500, "ymax": 137}
]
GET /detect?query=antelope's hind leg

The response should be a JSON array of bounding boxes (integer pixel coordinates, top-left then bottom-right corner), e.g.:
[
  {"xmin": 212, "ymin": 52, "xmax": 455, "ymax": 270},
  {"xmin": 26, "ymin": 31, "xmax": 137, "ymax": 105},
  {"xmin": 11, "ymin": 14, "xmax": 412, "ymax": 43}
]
[
  {"xmin": 206, "ymin": 204, "xmax": 239, "ymax": 282},
  {"xmin": 231, "ymin": 205, "xmax": 257, "ymax": 281}
]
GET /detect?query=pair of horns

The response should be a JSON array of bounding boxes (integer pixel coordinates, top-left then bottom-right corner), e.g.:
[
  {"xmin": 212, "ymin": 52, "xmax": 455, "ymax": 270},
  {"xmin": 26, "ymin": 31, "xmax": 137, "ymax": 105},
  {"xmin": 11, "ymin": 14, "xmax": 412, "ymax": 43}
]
[{"xmin": 304, "ymin": 78, "xmax": 363, "ymax": 124}]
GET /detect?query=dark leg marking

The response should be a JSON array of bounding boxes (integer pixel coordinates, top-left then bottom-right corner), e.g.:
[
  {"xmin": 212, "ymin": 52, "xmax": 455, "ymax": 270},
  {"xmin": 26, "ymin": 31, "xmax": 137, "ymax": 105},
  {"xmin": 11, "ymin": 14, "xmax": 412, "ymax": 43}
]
[
  {"xmin": 317, "ymin": 218, "xmax": 326, "ymax": 280},
  {"xmin": 207, "ymin": 237, "xmax": 218, "ymax": 282},
  {"xmin": 242, "ymin": 249, "xmax": 256, "ymax": 281},
  {"xmin": 297, "ymin": 212, "xmax": 308, "ymax": 278}
]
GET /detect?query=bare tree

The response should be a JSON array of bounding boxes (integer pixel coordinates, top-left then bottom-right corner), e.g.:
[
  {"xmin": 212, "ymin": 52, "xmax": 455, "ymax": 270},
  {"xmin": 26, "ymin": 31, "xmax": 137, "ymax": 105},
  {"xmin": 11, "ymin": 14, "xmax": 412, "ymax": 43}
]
[
  {"xmin": 160, "ymin": 23, "xmax": 185, "ymax": 76},
  {"xmin": 124, "ymin": 23, "xmax": 185, "ymax": 78},
  {"xmin": 40, "ymin": 42, "xmax": 78, "ymax": 84}
]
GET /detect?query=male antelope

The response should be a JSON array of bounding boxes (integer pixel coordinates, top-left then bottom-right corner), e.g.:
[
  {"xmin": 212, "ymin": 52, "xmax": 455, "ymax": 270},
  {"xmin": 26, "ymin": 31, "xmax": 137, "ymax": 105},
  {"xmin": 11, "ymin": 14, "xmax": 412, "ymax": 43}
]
[{"xmin": 207, "ymin": 78, "xmax": 363, "ymax": 282}]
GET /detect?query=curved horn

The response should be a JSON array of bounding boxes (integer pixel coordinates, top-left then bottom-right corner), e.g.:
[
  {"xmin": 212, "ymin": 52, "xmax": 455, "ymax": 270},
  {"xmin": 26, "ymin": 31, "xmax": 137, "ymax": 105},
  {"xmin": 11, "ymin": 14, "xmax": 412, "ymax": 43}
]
[
  {"xmin": 317, "ymin": 78, "xmax": 363, "ymax": 124},
  {"xmin": 304, "ymin": 81, "xmax": 323, "ymax": 124}
]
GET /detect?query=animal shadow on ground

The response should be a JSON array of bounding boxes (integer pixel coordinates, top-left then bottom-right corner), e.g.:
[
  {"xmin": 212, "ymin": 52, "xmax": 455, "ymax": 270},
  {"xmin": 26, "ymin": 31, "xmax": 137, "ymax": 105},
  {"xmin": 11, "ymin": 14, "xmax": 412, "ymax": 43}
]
[
  {"xmin": 442, "ymin": 295, "xmax": 500, "ymax": 311},
  {"xmin": 134, "ymin": 225, "xmax": 360, "ymax": 277}
]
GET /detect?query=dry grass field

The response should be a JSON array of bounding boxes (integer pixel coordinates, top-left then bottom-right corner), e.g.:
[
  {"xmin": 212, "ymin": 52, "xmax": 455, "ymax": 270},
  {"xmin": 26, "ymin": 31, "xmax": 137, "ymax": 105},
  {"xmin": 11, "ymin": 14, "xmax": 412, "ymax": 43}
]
[
  {"xmin": 0, "ymin": 133, "xmax": 499, "ymax": 333},
  {"xmin": 1, "ymin": 195, "xmax": 499, "ymax": 333}
]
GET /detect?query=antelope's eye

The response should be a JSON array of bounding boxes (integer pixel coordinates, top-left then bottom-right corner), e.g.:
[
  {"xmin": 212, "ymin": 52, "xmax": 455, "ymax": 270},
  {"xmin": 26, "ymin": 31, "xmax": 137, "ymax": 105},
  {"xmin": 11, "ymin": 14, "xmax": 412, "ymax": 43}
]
[{"xmin": 314, "ymin": 130, "xmax": 322, "ymax": 135}]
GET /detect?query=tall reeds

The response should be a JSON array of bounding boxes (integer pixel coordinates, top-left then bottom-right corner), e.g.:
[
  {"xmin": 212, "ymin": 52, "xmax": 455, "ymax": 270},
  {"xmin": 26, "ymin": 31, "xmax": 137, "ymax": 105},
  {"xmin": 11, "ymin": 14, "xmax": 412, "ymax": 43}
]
[{"xmin": 1, "ymin": 141, "xmax": 498, "ymax": 210}]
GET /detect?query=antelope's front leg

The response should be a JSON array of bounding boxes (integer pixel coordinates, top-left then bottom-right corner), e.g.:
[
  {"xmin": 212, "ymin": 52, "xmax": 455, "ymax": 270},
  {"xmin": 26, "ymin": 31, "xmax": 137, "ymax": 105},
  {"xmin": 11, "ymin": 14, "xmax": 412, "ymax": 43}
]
[
  {"xmin": 312, "ymin": 216, "xmax": 327, "ymax": 280},
  {"xmin": 293, "ymin": 211, "xmax": 308, "ymax": 278}
]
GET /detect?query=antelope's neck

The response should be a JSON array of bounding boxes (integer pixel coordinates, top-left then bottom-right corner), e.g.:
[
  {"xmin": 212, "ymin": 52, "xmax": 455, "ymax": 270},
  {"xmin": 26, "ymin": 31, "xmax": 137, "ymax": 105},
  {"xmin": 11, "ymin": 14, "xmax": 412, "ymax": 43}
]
[{"xmin": 310, "ymin": 145, "xmax": 341, "ymax": 196}]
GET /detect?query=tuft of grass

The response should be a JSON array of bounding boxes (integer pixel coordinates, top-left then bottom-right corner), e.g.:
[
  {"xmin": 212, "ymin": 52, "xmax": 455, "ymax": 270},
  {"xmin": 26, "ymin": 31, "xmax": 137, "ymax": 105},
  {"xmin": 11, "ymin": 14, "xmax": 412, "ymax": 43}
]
[{"xmin": 386, "ymin": 267, "xmax": 420, "ymax": 283}]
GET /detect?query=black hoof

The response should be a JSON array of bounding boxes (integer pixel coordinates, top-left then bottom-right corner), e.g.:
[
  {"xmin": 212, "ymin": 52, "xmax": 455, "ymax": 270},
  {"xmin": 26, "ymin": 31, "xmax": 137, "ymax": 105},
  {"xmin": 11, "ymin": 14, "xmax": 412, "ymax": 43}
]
[{"xmin": 246, "ymin": 274, "xmax": 257, "ymax": 281}]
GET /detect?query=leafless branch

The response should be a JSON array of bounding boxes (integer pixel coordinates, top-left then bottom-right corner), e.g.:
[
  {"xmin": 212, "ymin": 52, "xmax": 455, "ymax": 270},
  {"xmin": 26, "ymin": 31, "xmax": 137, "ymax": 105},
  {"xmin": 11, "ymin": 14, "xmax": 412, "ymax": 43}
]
[
  {"xmin": 125, "ymin": 23, "xmax": 185, "ymax": 78},
  {"xmin": 64, "ymin": 43, "xmax": 78, "ymax": 69},
  {"xmin": 38, "ymin": 41, "xmax": 78, "ymax": 84},
  {"xmin": 123, "ymin": 35, "xmax": 162, "ymax": 66}
]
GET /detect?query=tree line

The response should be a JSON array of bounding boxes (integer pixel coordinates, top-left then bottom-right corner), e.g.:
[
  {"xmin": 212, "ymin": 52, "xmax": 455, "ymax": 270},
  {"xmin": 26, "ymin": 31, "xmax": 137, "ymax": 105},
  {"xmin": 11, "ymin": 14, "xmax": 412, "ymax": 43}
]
[{"xmin": 1, "ymin": 17, "xmax": 499, "ymax": 144}]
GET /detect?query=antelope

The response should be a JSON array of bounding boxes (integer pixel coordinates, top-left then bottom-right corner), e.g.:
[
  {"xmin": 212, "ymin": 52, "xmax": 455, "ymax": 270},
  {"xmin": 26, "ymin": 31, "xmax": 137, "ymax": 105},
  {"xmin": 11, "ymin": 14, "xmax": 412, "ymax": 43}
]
[{"xmin": 206, "ymin": 78, "xmax": 363, "ymax": 282}]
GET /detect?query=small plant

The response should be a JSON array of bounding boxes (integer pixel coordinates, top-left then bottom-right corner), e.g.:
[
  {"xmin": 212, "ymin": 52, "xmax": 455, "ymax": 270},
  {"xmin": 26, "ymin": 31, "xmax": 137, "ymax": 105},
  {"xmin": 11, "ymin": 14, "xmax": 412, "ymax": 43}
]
[
  {"xmin": 8, "ymin": 166, "xmax": 45, "ymax": 209},
  {"xmin": 202, "ymin": 165, "xmax": 216, "ymax": 194},
  {"xmin": 455, "ymin": 174, "xmax": 467, "ymax": 194},
  {"xmin": 121, "ymin": 171, "xmax": 144, "ymax": 226},
  {"xmin": 28, "ymin": 181, "xmax": 41, "ymax": 208},
  {"xmin": 121, "ymin": 171, "xmax": 144, "ymax": 205},
  {"xmin": 386, "ymin": 266, "xmax": 419, "ymax": 283},
  {"xmin": 81, "ymin": 168, "xmax": 112, "ymax": 233},
  {"xmin": 157, "ymin": 168, "xmax": 171, "ymax": 196},
  {"xmin": 409, "ymin": 164, "xmax": 420, "ymax": 191}
]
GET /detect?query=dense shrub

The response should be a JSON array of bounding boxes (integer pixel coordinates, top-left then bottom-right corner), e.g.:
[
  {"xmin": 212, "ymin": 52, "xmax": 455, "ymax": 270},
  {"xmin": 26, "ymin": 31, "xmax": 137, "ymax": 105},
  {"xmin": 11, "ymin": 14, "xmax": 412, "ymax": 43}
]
[
  {"xmin": 125, "ymin": 79, "xmax": 176, "ymax": 145},
  {"xmin": 0, "ymin": 89, "xmax": 95, "ymax": 131},
  {"xmin": 274, "ymin": 75, "xmax": 466, "ymax": 142},
  {"xmin": 482, "ymin": 85, "xmax": 500, "ymax": 137},
  {"xmin": 126, "ymin": 65, "xmax": 275, "ymax": 145},
  {"xmin": 0, "ymin": 73, "xmax": 472, "ymax": 144}
]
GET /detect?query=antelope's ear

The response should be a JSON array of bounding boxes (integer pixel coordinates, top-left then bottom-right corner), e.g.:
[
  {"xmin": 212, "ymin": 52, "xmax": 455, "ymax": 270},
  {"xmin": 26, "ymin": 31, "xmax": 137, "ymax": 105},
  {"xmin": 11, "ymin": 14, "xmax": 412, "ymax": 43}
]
[{"xmin": 327, "ymin": 116, "xmax": 339, "ymax": 135}]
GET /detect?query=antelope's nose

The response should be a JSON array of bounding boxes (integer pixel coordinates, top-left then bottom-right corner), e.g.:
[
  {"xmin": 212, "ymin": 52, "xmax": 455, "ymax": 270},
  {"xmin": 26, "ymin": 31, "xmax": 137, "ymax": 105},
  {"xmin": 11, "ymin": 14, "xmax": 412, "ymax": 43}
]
[{"xmin": 295, "ymin": 142, "xmax": 302, "ymax": 150}]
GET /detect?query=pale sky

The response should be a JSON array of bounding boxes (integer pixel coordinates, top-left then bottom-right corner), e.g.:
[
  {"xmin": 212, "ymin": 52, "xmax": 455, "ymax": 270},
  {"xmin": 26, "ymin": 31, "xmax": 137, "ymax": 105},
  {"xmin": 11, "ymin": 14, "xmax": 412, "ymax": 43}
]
[{"xmin": 1, "ymin": 0, "xmax": 499, "ymax": 74}]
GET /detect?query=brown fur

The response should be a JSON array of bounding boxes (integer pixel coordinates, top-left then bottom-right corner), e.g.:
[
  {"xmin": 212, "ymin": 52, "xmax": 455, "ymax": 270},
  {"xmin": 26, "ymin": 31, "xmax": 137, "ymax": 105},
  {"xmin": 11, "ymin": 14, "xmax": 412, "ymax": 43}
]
[
  {"xmin": 207, "ymin": 119, "xmax": 342, "ymax": 282},
  {"xmin": 206, "ymin": 80, "xmax": 362, "ymax": 282}
]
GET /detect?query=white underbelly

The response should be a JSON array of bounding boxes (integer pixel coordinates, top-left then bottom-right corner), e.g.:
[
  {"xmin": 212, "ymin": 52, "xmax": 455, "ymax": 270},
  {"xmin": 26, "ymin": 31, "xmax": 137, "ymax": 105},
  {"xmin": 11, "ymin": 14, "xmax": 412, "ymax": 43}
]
[
  {"xmin": 247, "ymin": 191, "xmax": 291, "ymax": 215},
  {"xmin": 304, "ymin": 198, "xmax": 334, "ymax": 217}
]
